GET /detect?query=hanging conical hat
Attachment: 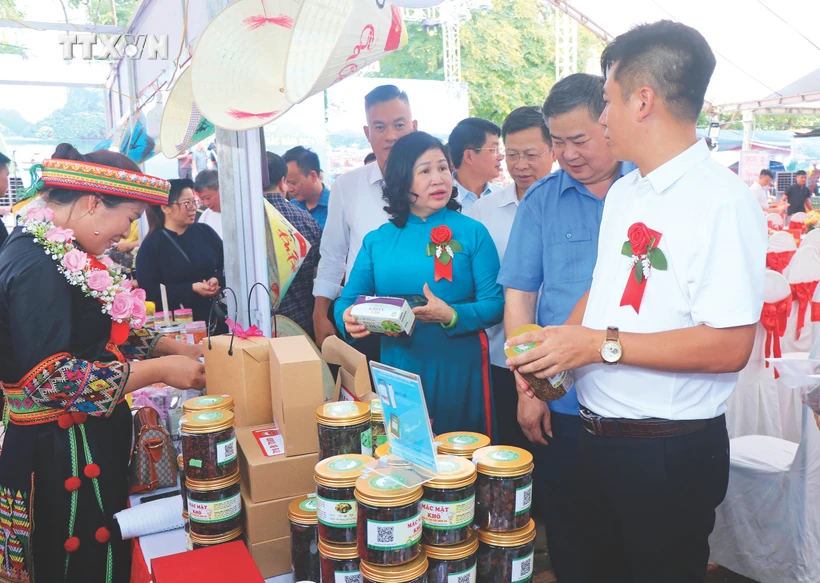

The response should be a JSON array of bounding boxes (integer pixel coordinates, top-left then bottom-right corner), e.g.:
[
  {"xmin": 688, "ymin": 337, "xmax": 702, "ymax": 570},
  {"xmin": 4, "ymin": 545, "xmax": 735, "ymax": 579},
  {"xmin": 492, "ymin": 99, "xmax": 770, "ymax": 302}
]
[
  {"xmin": 283, "ymin": 0, "xmax": 407, "ymax": 104},
  {"xmin": 190, "ymin": 0, "xmax": 302, "ymax": 131},
  {"xmin": 159, "ymin": 67, "xmax": 214, "ymax": 158}
]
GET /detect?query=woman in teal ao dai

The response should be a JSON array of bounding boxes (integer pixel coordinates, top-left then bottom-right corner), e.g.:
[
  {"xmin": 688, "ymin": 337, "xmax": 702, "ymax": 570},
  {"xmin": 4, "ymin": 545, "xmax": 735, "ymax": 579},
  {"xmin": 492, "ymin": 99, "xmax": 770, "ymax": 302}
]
[{"xmin": 336, "ymin": 132, "xmax": 504, "ymax": 436}]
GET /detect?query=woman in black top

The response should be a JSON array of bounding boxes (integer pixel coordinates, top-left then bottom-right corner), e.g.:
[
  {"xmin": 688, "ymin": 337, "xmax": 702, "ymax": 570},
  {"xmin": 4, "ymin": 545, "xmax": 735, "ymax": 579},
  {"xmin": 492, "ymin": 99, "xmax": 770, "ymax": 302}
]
[{"xmin": 136, "ymin": 178, "xmax": 225, "ymax": 324}]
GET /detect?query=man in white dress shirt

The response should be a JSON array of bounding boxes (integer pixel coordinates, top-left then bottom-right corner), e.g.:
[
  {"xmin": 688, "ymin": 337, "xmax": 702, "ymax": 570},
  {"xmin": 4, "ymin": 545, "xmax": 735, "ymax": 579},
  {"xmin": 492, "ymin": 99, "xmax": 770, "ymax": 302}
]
[
  {"xmin": 468, "ymin": 106, "xmax": 554, "ymax": 451},
  {"xmin": 194, "ymin": 169, "xmax": 223, "ymax": 239},
  {"xmin": 749, "ymin": 168, "xmax": 774, "ymax": 212},
  {"xmin": 505, "ymin": 21, "xmax": 766, "ymax": 582},
  {"xmin": 312, "ymin": 85, "xmax": 417, "ymax": 348},
  {"xmin": 448, "ymin": 118, "xmax": 504, "ymax": 213}
]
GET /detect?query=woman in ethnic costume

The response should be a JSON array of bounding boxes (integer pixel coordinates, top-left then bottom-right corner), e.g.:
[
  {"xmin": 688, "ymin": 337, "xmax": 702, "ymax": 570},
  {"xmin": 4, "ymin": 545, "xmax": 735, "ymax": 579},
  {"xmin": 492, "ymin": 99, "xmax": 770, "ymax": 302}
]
[{"xmin": 0, "ymin": 144, "xmax": 206, "ymax": 583}]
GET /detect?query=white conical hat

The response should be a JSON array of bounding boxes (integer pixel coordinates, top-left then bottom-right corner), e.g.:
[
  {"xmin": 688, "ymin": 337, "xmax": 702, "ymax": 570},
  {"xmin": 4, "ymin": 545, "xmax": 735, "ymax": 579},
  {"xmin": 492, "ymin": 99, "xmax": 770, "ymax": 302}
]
[
  {"xmin": 284, "ymin": 0, "xmax": 407, "ymax": 104},
  {"xmin": 190, "ymin": 0, "xmax": 302, "ymax": 131},
  {"xmin": 159, "ymin": 67, "xmax": 214, "ymax": 158}
]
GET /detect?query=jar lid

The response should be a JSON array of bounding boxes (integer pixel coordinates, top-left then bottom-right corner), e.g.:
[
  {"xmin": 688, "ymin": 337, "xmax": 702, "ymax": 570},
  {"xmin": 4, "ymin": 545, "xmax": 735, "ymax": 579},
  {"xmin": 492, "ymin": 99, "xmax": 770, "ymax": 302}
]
[
  {"xmin": 183, "ymin": 394, "xmax": 234, "ymax": 413},
  {"xmin": 177, "ymin": 453, "xmax": 183, "ymax": 470},
  {"xmin": 436, "ymin": 432, "xmax": 490, "ymax": 456},
  {"xmin": 423, "ymin": 529, "xmax": 478, "ymax": 560},
  {"xmin": 374, "ymin": 443, "xmax": 392, "ymax": 459},
  {"xmin": 287, "ymin": 495, "xmax": 318, "ymax": 525},
  {"xmin": 472, "ymin": 446, "xmax": 534, "ymax": 478},
  {"xmin": 354, "ymin": 472, "xmax": 423, "ymax": 508},
  {"xmin": 503, "ymin": 324, "xmax": 542, "ymax": 359},
  {"xmin": 316, "ymin": 401, "xmax": 370, "ymax": 427},
  {"xmin": 426, "ymin": 456, "xmax": 476, "ymax": 489},
  {"xmin": 186, "ymin": 469, "xmax": 240, "ymax": 492},
  {"xmin": 180, "ymin": 410, "xmax": 235, "ymax": 434},
  {"xmin": 369, "ymin": 399, "xmax": 384, "ymax": 421},
  {"xmin": 318, "ymin": 538, "xmax": 360, "ymax": 560},
  {"xmin": 360, "ymin": 551, "xmax": 428, "ymax": 583},
  {"xmin": 477, "ymin": 520, "xmax": 536, "ymax": 547},
  {"xmin": 315, "ymin": 454, "xmax": 374, "ymax": 487},
  {"xmin": 182, "ymin": 510, "xmax": 189, "ymax": 520},
  {"xmin": 189, "ymin": 526, "xmax": 244, "ymax": 546}
]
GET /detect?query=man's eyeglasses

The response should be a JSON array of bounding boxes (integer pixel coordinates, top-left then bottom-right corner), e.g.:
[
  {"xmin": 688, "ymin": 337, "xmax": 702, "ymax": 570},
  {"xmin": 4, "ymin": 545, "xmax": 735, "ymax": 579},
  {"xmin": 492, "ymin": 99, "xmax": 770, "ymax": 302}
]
[
  {"xmin": 505, "ymin": 150, "xmax": 551, "ymax": 164},
  {"xmin": 174, "ymin": 200, "xmax": 198, "ymax": 210},
  {"xmin": 473, "ymin": 146, "xmax": 505, "ymax": 157}
]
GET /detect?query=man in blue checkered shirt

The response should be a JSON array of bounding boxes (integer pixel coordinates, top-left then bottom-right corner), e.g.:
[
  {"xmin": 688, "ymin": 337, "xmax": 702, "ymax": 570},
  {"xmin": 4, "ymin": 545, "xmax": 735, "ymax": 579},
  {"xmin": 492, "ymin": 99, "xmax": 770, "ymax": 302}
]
[{"xmin": 264, "ymin": 151, "xmax": 322, "ymax": 338}]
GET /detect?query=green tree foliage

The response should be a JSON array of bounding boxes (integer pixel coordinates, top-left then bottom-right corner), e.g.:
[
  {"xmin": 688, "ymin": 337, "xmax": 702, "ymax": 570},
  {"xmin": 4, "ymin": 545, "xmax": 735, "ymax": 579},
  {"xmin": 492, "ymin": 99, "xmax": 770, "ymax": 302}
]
[
  {"xmin": 65, "ymin": 0, "xmax": 137, "ymax": 25},
  {"xmin": 697, "ymin": 110, "xmax": 820, "ymax": 131},
  {"xmin": 0, "ymin": 0, "xmax": 26, "ymax": 56},
  {"xmin": 376, "ymin": 22, "xmax": 444, "ymax": 81},
  {"xmin": 35, "ymin": 88, "xmax": 106, "ymax": 140}
]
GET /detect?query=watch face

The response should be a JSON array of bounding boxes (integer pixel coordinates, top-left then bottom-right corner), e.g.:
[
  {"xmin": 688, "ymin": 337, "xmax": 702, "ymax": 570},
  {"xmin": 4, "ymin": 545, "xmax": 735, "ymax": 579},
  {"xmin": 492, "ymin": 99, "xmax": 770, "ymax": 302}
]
[{"xmin": 602, "ymin": 341, "xmax": 622, "ymax": 363}]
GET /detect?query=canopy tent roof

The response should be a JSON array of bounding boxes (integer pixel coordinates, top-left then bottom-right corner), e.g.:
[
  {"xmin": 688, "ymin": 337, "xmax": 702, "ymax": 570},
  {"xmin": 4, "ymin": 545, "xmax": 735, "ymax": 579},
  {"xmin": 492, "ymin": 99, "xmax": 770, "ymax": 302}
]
[{"xmin": 552, "ymin": 0, "xmax": 820, "ymax": 110}]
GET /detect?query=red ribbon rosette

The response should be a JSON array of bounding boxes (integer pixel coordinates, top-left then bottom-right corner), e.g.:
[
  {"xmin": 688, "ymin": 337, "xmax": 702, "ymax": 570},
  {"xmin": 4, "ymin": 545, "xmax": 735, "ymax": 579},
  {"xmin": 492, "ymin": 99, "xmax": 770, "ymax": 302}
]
[
  {"xmin": 619, "ymin": 222, "xmax": 667, "ymax": 314},
  {"xmin": 766, "ymin": 250, "xmax": 796, "ymax": 274},
  {"xmin": 761, "ymin": 297, "xmax": 791, "ymax": 377},
  {"xmin": 789, "ymin": 280, "xmax": 819, "ymax": 340},
  {"xmin": 426, "ymin": 225, "xmax": 462, "ymax": 282}
]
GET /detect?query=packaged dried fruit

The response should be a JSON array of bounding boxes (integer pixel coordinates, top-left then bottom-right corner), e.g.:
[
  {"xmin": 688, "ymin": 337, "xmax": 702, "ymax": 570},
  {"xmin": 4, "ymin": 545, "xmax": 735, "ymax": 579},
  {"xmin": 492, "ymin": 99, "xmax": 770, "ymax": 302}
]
[
  {"xmin": 436, "ymin": 432, "xmax": 490, "ymax": 459},
  {"xmin": 473, "ymin": 446, "xmax": 533, "ymax": 532},
  {"xmin": 476, "ymin": 520, "xmax": 536, "ymax": 582},
  {"xmin": 319, "ymin": 538, "xmax": 361, "ymax": 583},
  {"xmin": 315, "ymin": 454, "xmax": 374, "ymax": 544},
  {"xmin": 360, "ymin": 550, "xmax": 429, "ymax": 583},
  {"xmin": 317, "ymin": 401, "xmax": 373, "ymax": 460},
  {"xmin": 421, "ymin": 456, "xmax": 476, "ymax": 546},
  {"xmin": 180, "ymin": 410, "xmax": 237, "ymax": 481},
  {"xmin": 424, "ymin": 529, "xmax": 478, "ymax": 583},
  {"xmin": 288, "ymin": 495, "xmax": 320, "ymax": 583},
  {"xmin": 186, "ymin": 470, "xmax": 242, "ymax": 538},
  {"xmin": 504, "ymin": 324, "xmax": 573, "ymax": 402}
]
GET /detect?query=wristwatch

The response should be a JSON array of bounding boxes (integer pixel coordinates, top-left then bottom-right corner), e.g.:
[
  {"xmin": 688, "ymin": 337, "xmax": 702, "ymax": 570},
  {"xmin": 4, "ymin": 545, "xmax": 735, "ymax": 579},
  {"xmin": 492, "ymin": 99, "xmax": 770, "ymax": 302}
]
[{"xmin": 600, "ymin": 326, "xmax": 622, "ymax": 365}]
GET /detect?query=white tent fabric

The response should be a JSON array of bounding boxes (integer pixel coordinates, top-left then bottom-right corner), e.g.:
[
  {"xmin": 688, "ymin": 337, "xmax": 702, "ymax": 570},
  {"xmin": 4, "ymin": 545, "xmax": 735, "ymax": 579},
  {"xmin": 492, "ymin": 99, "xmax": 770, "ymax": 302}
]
[{"xmin": 566, "ymin": 0, "xmax": 820, "ymax": 106}]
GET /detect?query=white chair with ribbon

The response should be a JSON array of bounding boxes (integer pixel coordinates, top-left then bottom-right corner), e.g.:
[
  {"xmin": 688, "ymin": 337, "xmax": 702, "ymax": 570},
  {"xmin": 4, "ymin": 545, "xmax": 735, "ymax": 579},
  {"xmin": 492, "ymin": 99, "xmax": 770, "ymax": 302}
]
[
  {"xmin": 791, "ymin": 211, "xmax": 809, "ymax": 224},
  {"xmin": 767, "ymin": 231, "xmax": 798, "ymax": 274},
  {"xmin": 782, "ymin": 246, "xmax": 820, "ymax": 354},
  {"xmin": 801, "ymin": 228, "xmax": 820, "ymax": 253},
  {"xmin": 710, "ymin": 403, "xmax": 820, "ymax": 583},
  {"xmin": 767, "ymin": 213, "xmax": 784, "ymax": 230},
  {"xmin": 726, "ymin": 270, "xmax": 790, "ymax": 439}
]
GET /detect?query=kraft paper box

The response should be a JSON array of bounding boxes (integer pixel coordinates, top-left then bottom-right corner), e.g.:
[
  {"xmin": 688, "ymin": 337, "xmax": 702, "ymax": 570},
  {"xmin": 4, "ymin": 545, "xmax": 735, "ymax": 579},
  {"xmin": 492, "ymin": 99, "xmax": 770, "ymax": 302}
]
[
  {"xmin": 351, "ymin": 295, "xmax": 416, "ymax": 337},
  {"xmin": 242, "ymin": 489, "xmax": 304, "ymax": 544},
  {"xmin": 237, "ymin": 423, "xmax": 318, "ymax": 503},
  {"xmin": 245, "ymin": 536, "xmax": 291, "ymax": 579},
  {"xmin": 322, "ymin": 335, "xmax": 373, "ymax": 402},
  {"xmin": 269, "ymin": 336, "xmax": 324, "ymax": 456},
  {"xmin": 203, "ymin": 335, "xmax": 272, "ymax": 428}
]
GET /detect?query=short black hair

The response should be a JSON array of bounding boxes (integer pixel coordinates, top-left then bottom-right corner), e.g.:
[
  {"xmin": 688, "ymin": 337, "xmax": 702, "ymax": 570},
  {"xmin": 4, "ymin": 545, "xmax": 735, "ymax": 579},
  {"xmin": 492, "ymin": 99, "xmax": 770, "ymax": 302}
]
[
  {"xmin": 282, "ymin": 147, "xmax": 321, "ymax": 177},
  {"xmin": 796, "ymin": 170, "xmax": 808, "ymax": 177},
  {"xmin": 365, "ymin": 84, "xmax": 409, "ymax": 110},
  {"xmin": 382, "ymin": 132, "xmax": 460, "ymax": 228},
  {"xmin": 502, "ymin": 106, "xmax": 551, "ymax": 146},
  {"xmin": 759, "ymin": 169, "xmax": 774, "ymax": 179},
  {"xmin": 194, "ymin": 169, "xmax": 219, "ymax": 192},
  {"xmin": 364, "ymin": 152, "xmax": 377, "ymax": 165},
  {"xmin": 0, "ymin": 151, "xmax": 9, "ymax": 168},
  {"xmin": 447, "ymin": 117, "xmax": 502, "ymax": 169},
  {"xmin": 601, "ymin": 20, "xmax": 716, "ymax": 123},
  {"xmin": 147, "ymin": 178, "xmax": 194, "ymax": 233},
  {"xmin": 266, "ymin": 151, "xmax": 288, "ymax": 187},
  {"xmin": 542, "ymin": 73, "xmax": 605, "ymax": 123}
]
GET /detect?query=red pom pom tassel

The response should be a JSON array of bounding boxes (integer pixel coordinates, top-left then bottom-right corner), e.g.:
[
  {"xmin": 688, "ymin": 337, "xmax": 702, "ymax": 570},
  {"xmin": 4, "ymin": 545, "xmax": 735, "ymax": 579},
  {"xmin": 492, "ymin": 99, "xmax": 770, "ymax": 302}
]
[
  {"xmin": 64, "ymin": 476, "xmax": 81, "ymax": 492},
  {"xmin": 57, "ymin": 414, "xmax": 74, "ymax": 430},
  {"xmin": 95, "ymin": 527, "xmax": 110, "ymax": 544},
  {"xmin": 84, "ymin": 464, "xmax": 101, "ymax": 479},
  {"xmin": 64, "ymin": 537, "xmax": 80, "ymax": 553},
  {"xmin": 70, "ymin": 412, "xmax": 88, "ymax": 424}
]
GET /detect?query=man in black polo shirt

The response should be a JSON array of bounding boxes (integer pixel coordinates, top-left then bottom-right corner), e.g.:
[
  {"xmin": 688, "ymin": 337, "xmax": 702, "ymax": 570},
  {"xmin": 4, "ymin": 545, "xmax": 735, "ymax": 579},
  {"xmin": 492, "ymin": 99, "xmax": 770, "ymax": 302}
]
[{"xmin": 785, "ymin": 170, "xmax": 812, "ymax": 217}]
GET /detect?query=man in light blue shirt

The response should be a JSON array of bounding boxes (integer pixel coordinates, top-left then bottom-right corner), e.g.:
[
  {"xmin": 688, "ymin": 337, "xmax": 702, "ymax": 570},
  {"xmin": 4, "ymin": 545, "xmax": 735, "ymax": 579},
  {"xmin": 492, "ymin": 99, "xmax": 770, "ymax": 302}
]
[
  {"xmin": 498, "ymin": 73, "xmax": 635, "ymax": 583},
  {"xmin": 447, "ymin": 118, "xmax": 504, "ymax": 213},
  {"xmin": 283, "ymin": 146, "xmax": 330, "ymax": 229}
]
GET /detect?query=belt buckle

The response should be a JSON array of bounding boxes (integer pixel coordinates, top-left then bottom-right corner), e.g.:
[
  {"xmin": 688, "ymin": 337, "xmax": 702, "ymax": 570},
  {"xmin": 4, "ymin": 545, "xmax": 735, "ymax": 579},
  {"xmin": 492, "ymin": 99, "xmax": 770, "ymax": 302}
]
[{"xmin": 581, "ymin": 407, "xmax": 604, "ymax": 436}]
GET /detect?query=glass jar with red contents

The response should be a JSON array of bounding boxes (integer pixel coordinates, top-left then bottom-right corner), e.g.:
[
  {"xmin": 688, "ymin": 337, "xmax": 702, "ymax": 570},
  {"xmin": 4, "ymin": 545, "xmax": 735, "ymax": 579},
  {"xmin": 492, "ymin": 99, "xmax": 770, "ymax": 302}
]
[
  {"xmin": 315, "ymin": 454, "xmax": 373, "ymax": 544},
  {"xmin": 425, "ymin": 530, "xmax": 478, "ymax": 583},
  {"xmin": 360, "ymin": 550, "xmax": 429, "ymax": 583},
  {"xmin": 421, "ymin": 456, "xmax": 476, "ymax": 546},
  {"xmin": 186, "ymin": 470, "xmax": 242, "ymax": 538},
  {"xmin": 288, "ymin": 496, "xmax": 320, "ymax": 583},
  {"xmin": 476, "ymin": 520, "xmax": 536, "ymax": 583},
  {"xmin": 190, "ymin": 527, "xmax": 243, "ymax": 550},
  {"xmin": 319, "ymin": 538, "xmax": 361, "ymax": 583},
  {"xmin": 180, "ymin": 410, "xmax": 237, "ymax": 481},
  {"xmin": 436, "ymin": 432, "xmax": 490, "ymax": 459},
  {"xmin": 472, "ymin": 446, "xmax": 533, "ymax": 532}
]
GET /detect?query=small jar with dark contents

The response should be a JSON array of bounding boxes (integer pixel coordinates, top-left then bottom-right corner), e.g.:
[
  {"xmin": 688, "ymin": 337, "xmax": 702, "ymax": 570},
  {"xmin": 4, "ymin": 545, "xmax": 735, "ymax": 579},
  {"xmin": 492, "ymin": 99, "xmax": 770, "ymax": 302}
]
[
  {"xmin": 355, "ymin": 465, "xmax": 423, "ymax": 566},
  {"xmin": 422, "ymin": 456, "xmax": 476, "ymax": 546},
  {"xmin": 182, "ymin": 394, "xmax": 235, "ymax": 415},
  {"xmin": 317, "ymin": 401, "xmax": 373, "ymax": 460},
  {"xmin": 424, "ymin": 530, "xmax": 478, "ymax": 583},
  {"xmin": 370, "ymin": 400, "xmax": 388, "ymax": 449},
  {"xmin": 361, "ymin": 550, "xmax": 429, "ymax": 583},
  {"xmin": 472, "ymin": 446, "xmax": 533, "ymax": 532},
  {"xmin": 476, "ymin": 520, "xmax": 536, "ymax": 583},
  {"xmin": 190, "ymin": 526, "xmax": 244, "ymax": 550},
  {"xmin": 186, "ymin": 470, "xmax": 242, "ymax": 538},
  {"xmin": 374, "ymin": 443, "xmax": 393, "ymax": 460},
  {"xmin": 180, "ymin": 410, "xmax": 237, "ymax": 481},
  {"xmin": 436, "ymin": 432, "xmax": 490, "ymax": 459},
  {"xmin": 178, "ymin": 454, "xmax": 188, "ymax": 515},
  {"xmin": 288, "ymin": 495, "xmax": 320, "ymax": 583},
  {"xmin": 315, "ymin": 454, "xmax": 373, "ymax": 544},
  {"xmin": 319, "ymin": 538, "xmax": 361, "ymax": 583}
]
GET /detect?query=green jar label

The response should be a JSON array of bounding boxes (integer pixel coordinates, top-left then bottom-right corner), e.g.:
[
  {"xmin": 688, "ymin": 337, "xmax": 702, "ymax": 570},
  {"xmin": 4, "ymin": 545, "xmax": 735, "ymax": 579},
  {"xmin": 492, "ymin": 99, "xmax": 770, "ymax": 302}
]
[
  {"xmin": 192, "ymin": 411, "xmax": 224, "ymax": 422},
  {"xmin": 327, "ymin": 402, "xmax": 359, "ymax": 416},
  {"xmin": 317, "ymin": 496, "xmax": 357, "ymax": 527},
  {"xmin": 361, "ymin": 428, "xmax": 373, "ymax": 456},
  {"xmin": 437, "ymin": 459, "xmax": 461, "ymax": 474},
  {"xmin": 448, "ymin": 435, "xmax": 479, "ymax": 445},
  {"xmin": 299, "ymin": 498, "xmax": 317, "ymax": 513},
  {"xmin": 512, "ymin": 342, "xmax": 536, "ymax": 354},
  {"xmin": 369, "ymin": 474, "xmax": 406, "ymax": 490},
  {"xmin": 486, "ymin": 449, "xmax": 520, "ymax": 462},
  {"xmin": 194, "ymin": 397, "xmax": 222, "ymax": 405},
  {"xmin": 328, "ymin": 458, "xmax": 364, "ymax": 472}
]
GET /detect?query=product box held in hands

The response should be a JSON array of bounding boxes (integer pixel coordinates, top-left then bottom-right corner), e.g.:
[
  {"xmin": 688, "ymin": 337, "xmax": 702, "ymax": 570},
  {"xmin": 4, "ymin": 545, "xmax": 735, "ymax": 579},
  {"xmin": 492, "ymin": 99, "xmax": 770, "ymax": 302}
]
[
  {"xmin": 237, "ymin": 423, "xmax": 318, "ymax": 504},
  {"xmin": 268, "ymin": 336, "xmax": 324, "ymax": 456},
  {"xmin": 351, "ymin": 295, "xmax": 416, "ymax": 337},
  {"xmin": 322, "ymin": 335, "xmax": 373, "ymax": 402},
  {"xmin": 203, "ymin": 335, "xmax": 272, "ymax": 429}
]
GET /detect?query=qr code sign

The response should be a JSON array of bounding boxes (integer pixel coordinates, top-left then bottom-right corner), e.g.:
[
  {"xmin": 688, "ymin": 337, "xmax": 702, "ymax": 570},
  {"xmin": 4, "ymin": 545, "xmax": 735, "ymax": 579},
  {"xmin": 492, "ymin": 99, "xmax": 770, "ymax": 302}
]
[
  {"xmin": 521, "ymin": 558, "xmax": 532, "ymax": 577},
  {"xmin": 523, "ymin": 487, "xmax": 532, "ymax": 508},
  {"xmin": 377, "ymin": 526, "xmax": 394, "ymax": 543},
  {"xmin": 224, "ymin": 441, "xmax": 235, "ymax": 458},
  {"xmin": 344, "ymin": 576, "xmax": 360, "ymax": 583},
  {"xmin": 458, "ymin": 574, "xmax": 471, "ymax": 583}
]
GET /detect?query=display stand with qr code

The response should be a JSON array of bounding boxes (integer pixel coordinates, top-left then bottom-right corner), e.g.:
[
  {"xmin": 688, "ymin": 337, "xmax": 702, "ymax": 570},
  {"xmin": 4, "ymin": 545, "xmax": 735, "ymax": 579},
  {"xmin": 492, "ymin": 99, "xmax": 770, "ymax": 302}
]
[{"xmin": 368, "ymin": 362, "xmax": 439, "ymax": 489}]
